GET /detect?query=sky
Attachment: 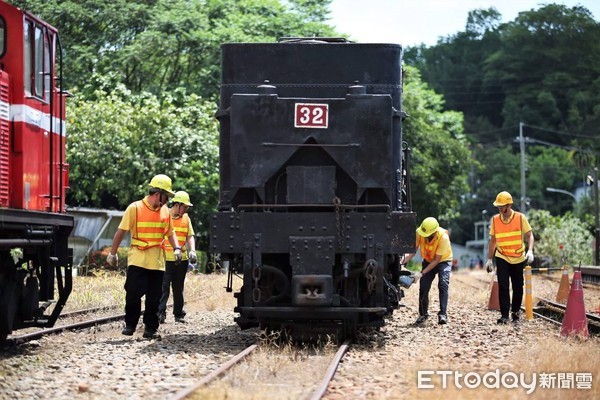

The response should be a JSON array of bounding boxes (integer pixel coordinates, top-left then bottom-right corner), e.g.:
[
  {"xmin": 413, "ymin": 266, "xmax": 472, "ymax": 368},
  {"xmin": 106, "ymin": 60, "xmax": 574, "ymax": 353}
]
[{"xmin": 328, "ymin": 0, "xmax": 600, "ymax": 47}]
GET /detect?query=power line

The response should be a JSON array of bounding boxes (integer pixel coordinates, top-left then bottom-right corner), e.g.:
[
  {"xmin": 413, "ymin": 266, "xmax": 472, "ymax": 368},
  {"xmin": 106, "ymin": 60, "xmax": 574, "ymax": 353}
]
[{"xmin": 524, "ymin": 123, "xmax": 599, "ymax": 139}]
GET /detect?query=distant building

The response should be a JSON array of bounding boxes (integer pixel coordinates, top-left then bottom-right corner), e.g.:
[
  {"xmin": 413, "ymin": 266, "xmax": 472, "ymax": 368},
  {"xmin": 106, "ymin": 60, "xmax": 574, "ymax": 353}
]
[{"xmin": 67, "ymin": 207, "xmax": 126, "ymax": 267}]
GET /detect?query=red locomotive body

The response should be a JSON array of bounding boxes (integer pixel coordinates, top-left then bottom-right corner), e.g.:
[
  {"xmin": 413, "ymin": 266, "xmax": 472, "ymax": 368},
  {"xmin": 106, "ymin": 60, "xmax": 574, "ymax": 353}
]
[{"xmin": 0, "ymin": 1, "xmax": 73, "ymax": 340}]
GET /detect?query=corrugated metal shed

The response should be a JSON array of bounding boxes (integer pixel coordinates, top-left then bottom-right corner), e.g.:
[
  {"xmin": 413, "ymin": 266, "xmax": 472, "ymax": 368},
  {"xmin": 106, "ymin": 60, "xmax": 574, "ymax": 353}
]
[{"xmin": 67, "ymin": 207, "xmax": 128, "ymax": 267}]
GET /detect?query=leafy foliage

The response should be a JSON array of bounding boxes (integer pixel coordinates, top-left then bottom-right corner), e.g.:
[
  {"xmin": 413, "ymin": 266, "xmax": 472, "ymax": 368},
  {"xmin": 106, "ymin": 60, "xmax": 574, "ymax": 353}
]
[
  {"xmin": 10, "ymin": 0, "xmax": 337, "ymax": 98},
  {"xmin": 66, "ymin": 84, "xmax": 219, "ymax": 247},
  {"xmin": 402, "ymin": 66, "xmax": 473, "ymax": 224},
  {"xmin": 404, "ymin": 4, "xmax": 600, "ymax": 246},
  {"xmin": 527, "ymin": 209, "xmax": 593, "ymax": 266}
]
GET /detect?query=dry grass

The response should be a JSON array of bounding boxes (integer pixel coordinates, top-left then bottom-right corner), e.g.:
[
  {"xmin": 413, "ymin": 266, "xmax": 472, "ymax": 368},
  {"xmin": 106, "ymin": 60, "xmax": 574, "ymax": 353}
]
[
  {"xmin": 65, "ymin": 273, "xmax": 125, "ymax": 311},
  {"xmin": 190, "ymin": 332, "xmax": 338, "ymax": 400},
  {"xmin": 62, "ymin": 271, "xmax": 239, "ymax": 312},
  {"xmin": 399, "ymin": 335, "xmax": 600, "ymax": 400}
]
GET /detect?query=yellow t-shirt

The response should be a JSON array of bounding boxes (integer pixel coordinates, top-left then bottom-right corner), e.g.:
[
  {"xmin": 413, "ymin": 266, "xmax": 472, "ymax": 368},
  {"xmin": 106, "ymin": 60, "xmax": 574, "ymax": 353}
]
[
  {"xmin": 118, "ymin": 197, "xmax": 174, "ymax": 271},
  {"xmin": 416, "ymin": 228, "xmax": 453, "ymax": 263},
  {"xmin": 489, "ymin": 210, "xmax": 532, "ymax": 264},
  {"xmin": 165, "ymin": 213, "xmax": 196, "ymax": 262}
]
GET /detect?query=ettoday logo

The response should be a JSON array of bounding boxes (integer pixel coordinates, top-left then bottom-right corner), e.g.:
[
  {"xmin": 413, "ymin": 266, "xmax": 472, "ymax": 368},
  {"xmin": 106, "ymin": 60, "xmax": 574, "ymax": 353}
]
[{"xmin": 417, "ymin": 370, "xmax": 593, "ymax": 394}]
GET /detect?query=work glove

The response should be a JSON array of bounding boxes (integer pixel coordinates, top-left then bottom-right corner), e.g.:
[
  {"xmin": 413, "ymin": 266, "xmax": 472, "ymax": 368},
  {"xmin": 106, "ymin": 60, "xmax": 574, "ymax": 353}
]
[
  {"xmin": 174, "ymin": 248, "xmax": 182, "ymax": 263},
  {"xmin": 188, "ymin": 251, "xmax": 197, "ymax": 265},
  {"xmin": 107, "ymin": 253, "xmax": 118, "ymax": 267},
  {"xmin": 525, "ymin": 250, "xmax": 534, "ymax": 265},
  {"xmin": 412, "ymin": 272, "xmax": 422, "ymax": 283},
  {"xmin": 485, "ymin": 259, "xmax": 493, "ymax": 273}
]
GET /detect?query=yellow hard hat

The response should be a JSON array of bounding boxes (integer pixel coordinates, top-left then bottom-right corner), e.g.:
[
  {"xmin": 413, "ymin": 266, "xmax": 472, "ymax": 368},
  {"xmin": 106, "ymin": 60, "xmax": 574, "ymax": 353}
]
[
  {"xmin": 172, "ymin": 190, "xmax": 193, "ymax": 206},
  {"xmin": 417, "ymin": 217, "xmax": 439, "ymax": 237},
  {"xmin": 149, "ymin": 174, "xmax": 175, "ymax": 197},
  {"xmin": 493, "ymin": 191, "xmax": 513, "ymax": 206}
]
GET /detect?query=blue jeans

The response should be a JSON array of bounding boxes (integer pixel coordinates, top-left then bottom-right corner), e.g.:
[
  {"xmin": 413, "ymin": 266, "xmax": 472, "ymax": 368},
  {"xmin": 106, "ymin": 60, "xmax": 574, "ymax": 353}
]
[{"xmin": 418, "ymin": 261, "xmax": 451, "ymax": 317}]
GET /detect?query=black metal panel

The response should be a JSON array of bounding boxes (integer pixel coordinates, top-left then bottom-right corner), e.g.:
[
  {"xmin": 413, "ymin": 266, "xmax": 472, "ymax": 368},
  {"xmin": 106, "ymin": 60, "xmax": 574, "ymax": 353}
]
[
  {"xmin": 0, "ymin": 208, "xmax": 74, "ymax": 229},
  {"xmin": 220, "ymin": 43, "xmax": 402, "ymax": 107},
  {"xmin": 237, "ymin": 306, "xmax": 388, "ymax": 319},
  {"xmin": 290, "ymin": 236, "xmax": 334, "ymax": 275},
  {"xmin": 211, "ymin": 211, "xmax": 416, "ymax": 254},
  {"xmin": 218, "ymin": 42, "xmax": 404, "ymax": 210},
  {"xmin": 228, "ymin": 94, "xmax": 393, "ymax": 194},
  {"xmin": 287, "ymin": 166, "xmax": 335, "ymax": 204}
]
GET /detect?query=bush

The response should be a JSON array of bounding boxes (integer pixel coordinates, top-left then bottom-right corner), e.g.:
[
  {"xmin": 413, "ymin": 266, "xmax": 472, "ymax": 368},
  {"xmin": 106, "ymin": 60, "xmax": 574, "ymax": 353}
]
[
  {"xmin": 82, "ymin": 247, "xmax": 128, "ymax": 275},
  {"xmin": 527, "ymin": 209, "xmax": 593, "ymax": 267}
]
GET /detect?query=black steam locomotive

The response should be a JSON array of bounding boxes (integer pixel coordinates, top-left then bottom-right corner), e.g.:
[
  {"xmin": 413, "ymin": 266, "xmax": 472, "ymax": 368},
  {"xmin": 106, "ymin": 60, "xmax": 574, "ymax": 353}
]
[{"xmin": 210, "ymin": 39, "xmax": 416, "ymax": 339}]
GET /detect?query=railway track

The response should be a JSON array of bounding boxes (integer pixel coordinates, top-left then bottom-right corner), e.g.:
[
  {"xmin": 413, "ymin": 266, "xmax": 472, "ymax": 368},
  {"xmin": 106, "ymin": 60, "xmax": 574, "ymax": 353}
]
[
  {"xmin": 6, "ymin": 312, "xmax": 126, "ymax": 345},
  {"xmin": 452, "ymin": 274, "xmax": 600, "ymax": 335},
  {"xmin": 169, "ymin": 339, "xmax": 351, "ymax": 400},
  {"xmin": 4, "ymin": 290, "xmax": 216, "ymax": 346},
  {"xmin": 535, "ymin": 297, "xmax": 600, "ymax": 335}
]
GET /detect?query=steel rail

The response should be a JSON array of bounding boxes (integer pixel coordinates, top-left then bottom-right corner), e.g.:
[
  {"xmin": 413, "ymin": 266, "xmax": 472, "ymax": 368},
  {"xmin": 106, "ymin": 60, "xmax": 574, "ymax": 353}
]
[
  {"xmin": 309, "ymin": 339, "xmax": 351, "ymax": 400},
  {"xmin": 168, "ymin": 344, "xmax": 258, "ymax": 400},
  {"xmin": 7, "ymin": 313, "xmax": 125, "ymax": 344}
]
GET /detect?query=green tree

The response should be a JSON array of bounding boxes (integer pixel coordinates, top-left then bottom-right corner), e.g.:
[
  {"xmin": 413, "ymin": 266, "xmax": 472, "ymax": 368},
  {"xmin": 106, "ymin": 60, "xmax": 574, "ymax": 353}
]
[
  {"xmin": 404, "ymin": 8, "xmax": 503, "ymax": 131},
  {"xmin": 10, "ymin": 0, "xmax": 337, "ymax": 97},
  {"xmin": 66, "ymin": 83, "xmax": 219, "ymax": 245},
  {"xmin": 527, "ymin": 209, "xmax": 593, "ymax": 266},
  {"xmin": 402, "ymin": 66, "xmax": 473, "ymax": 226},
  {"xmin": 405, "ymin": 3, "xmax": 600, "ymax": 245}
]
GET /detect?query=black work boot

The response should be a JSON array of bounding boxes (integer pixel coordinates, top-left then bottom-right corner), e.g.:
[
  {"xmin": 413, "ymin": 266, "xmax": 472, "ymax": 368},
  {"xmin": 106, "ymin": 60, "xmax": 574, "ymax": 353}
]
[
  {"xmin": 121, "ymin": 326, "xmax": 135, "ymax": 336},
  {"xmin": 143, "ymin": 329, "xmax": 161, "ymax": 339},
  {"xmin": 511, "ymin": 312, "xmax": 520, "ymax": 323}
]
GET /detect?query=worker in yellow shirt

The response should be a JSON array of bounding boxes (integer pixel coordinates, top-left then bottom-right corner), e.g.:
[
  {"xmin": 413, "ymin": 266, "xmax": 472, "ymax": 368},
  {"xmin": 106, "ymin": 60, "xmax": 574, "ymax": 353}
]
[
  {"xmin": 107, "ymin": 174, "xmax": 181, "ymax": 339},
  {"xmin": 158, "ymin": 191, "xmax": 197, "ymax": 324},
  {"xmin": 402, "ymin": 217, "xmax": 452, "ymax": 325},
  {"xmin": 485, "ymin": 191, "xmax": 534, "ymax": 324}
]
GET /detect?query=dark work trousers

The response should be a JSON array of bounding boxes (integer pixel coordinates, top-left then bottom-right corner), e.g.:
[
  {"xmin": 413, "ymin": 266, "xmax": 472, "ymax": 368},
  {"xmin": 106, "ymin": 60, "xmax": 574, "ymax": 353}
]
[
  {"xmin": 495, "ymin": 256, "xmax": 525, "ymax": 318},
  {"xmin": 418, "ymin": 260, "xmax": 451, "ymax": 317},
  {"xmin": 158, "ymin": 260, "xmax": 188, "ymax": 318},
  {"xmin": 124, "ymin": 265, "xmax": 164, "ymax": 332}
]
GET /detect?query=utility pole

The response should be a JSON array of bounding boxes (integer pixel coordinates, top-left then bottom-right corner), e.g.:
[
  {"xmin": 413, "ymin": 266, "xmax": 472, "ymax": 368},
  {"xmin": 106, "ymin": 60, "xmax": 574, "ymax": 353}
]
[
  {"xmin": 519, "ymin": 122, "xmax": 527, "ymax": 213},
  {"xmin": 593, "ymin": 167, "xmax": 599, "ymax": 266}
]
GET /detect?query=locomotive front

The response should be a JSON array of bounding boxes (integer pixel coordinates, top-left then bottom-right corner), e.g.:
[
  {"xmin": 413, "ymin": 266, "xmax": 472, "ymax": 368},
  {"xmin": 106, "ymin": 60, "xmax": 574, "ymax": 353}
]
[
  {"xmin": 211, "ymin": 39, "xmax": 416, "ymax": 338},
  {"xmin": 0, "ymin": 3, "xmax": 73, "ymax": 340}
]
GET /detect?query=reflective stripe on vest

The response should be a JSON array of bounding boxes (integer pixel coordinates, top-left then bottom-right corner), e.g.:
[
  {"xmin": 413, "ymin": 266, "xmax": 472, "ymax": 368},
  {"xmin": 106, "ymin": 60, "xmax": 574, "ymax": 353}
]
[
  {"xmin": 164, "ymin": 214, "xmax": 190, "ymax": 257},
  {"xmin": 130, "ymin": 200, "xmax": 170, "ymax": 249},
  {"xmin": 420, "ymin": 228, "xmax": 448, "ymax": 262},
  {"xmin": 493, "ymin": 212, "xmax": 525, "ymax": 258}
]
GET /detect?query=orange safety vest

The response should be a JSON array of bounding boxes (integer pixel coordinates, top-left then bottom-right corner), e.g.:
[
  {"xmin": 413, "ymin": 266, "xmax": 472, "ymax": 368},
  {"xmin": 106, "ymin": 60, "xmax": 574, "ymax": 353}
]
[
  {"xmin": 164, "ymin": 214, "xmax": 190, "ymax": 257},
  {"xmin": 420, "ymin": 228, "xmax": 449, "ymax": 262},
  {"xmin": 130, "ymin": 200, "xmax": 171, "ymax": 249},
  {"xmin": 492, "ymin": 212, "xmax": 525, "ymax": 258}
]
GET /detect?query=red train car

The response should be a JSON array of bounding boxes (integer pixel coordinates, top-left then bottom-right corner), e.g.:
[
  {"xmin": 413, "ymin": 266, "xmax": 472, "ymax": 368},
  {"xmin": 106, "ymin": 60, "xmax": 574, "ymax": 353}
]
[{"xmin": 0, "ymin": 1, "xmax": 73, "ymax": 340}]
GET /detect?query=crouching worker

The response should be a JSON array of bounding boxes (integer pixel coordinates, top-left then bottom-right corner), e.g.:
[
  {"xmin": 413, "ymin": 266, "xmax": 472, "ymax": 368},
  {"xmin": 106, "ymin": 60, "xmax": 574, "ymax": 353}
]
[
  {"xmin": 402, "ymin": 217, "xmax": 452, "ymax": 325},
  {"xmin": 158, "ymin": 191, "xmax": 197, "ymax": 324}
]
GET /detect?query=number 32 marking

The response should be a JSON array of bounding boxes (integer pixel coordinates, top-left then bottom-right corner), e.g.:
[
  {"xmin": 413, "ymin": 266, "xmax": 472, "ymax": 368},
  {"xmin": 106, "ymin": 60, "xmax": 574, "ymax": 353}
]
[{"xmin": 294, "ymin": 103, "xmax": 329, "ymax": 129}]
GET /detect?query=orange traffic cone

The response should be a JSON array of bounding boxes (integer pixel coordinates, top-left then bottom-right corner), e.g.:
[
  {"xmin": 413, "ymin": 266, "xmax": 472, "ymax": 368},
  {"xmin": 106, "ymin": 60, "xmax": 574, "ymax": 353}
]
[
  {"xmin": 560, "ymin": 270, "xmax": 588, "ymax": 338},
  {"xmin": 488, "ymin": 273, "xmax": 500, "ymax": 310},
  {"xmin": 556, "ymin": 265, "xmax": 570, "ymax": 303}
]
